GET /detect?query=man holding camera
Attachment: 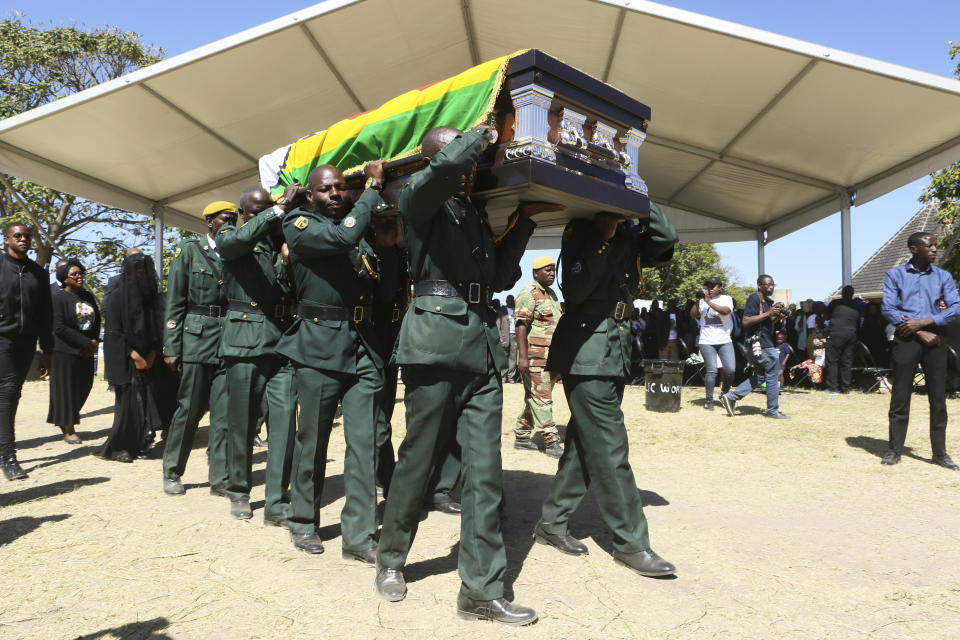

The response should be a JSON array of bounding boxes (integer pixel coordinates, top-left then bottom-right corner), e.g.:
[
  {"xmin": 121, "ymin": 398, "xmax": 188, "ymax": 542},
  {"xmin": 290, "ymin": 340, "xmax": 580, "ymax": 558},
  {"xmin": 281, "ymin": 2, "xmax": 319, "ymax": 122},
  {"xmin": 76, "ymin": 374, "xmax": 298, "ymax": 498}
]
[{"xmin": 720, "ymin": 274, "xmax": 790, "ymax": 420}]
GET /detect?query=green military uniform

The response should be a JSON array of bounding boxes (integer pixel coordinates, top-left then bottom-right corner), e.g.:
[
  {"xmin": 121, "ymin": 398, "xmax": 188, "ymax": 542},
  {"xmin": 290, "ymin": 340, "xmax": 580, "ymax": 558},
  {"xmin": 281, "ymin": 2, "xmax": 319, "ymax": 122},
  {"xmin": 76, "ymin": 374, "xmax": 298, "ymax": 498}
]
[
  {"xmin": 538, "ymin": 206, "xmax": 678, "ymax": 553},
  {"xmin": 217, "ymin": 207, "xmax": 298, "ymax": 519},
  {"xmin": 161, "ymin": 237, "xmax": 229, "ymax": 488},
  {"xmin": 277, "ymin": 188, "xmax": 387, "ymax": 554},
  {"xmin": 513, "ymin": 279, "xmax": 563, "ymax": 443},
  {"xmin": 370, "ymin": 243, "xmax": 407, "ymax": 495},
  {"xmin": 377, "ymin": 128, "xmax": 535, "ymax": 601}
]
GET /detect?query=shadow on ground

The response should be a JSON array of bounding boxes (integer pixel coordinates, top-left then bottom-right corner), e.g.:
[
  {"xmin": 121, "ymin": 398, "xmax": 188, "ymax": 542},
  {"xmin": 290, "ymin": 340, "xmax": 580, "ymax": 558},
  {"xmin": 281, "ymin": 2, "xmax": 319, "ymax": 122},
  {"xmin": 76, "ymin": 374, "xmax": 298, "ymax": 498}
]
[
  {"xmin": 0, "ymin": 513, "xmax": 70, "ymax": 546},
  {"xmin": 845, "ymin": 435, "xmax": 924, "ymax": 461},
  {"xmin": 17, "ymin": 427, "xmax": 110, "ymax": 451},
  {"xmin": 0, "ymin": 476, "xmax": 109, "ymax": 507},
  {"xmin": 400, "ymin": 467, "xmax": 670, "ymax": 600},
  {"xmin": 75, "ymin": 617, "xmax": 172, "ymax": 640}
]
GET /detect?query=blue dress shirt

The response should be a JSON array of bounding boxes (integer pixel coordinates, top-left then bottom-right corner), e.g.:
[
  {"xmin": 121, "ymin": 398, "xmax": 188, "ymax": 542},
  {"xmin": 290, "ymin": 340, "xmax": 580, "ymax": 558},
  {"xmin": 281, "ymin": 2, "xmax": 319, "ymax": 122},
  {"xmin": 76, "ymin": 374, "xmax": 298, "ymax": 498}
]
[{"xmin": 882, "ymin": 262, "xmax": 960, "ymax": 328}]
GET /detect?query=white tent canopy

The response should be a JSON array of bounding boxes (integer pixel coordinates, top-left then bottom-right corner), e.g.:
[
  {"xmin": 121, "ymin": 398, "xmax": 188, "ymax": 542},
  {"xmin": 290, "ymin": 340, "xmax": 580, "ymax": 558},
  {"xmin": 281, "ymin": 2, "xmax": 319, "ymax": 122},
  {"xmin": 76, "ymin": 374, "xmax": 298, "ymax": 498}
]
[{"xmin": 1, "ymin": 0, "xmax": 959, "ymax": 253}]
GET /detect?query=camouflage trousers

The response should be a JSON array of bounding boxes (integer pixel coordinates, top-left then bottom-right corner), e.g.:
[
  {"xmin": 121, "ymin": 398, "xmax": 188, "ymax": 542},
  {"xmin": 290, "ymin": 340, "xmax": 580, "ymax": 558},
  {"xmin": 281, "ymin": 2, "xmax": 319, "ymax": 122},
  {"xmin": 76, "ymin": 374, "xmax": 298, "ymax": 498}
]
[{"xmin": 513, "ymin": 366, "xmax": 558, "ymax": 443}]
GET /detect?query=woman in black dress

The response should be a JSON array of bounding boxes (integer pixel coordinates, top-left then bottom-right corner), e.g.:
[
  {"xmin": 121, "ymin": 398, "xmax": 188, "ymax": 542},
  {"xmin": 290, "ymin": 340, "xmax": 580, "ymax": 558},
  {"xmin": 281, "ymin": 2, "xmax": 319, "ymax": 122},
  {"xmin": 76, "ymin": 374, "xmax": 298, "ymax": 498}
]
[
  {"xmin": 99, "ymin": 250, "xmax": 165, "ymax": 463},
  {"xmin": 47, "ymin": 259, "xmax": 100, "ymax": 444}
]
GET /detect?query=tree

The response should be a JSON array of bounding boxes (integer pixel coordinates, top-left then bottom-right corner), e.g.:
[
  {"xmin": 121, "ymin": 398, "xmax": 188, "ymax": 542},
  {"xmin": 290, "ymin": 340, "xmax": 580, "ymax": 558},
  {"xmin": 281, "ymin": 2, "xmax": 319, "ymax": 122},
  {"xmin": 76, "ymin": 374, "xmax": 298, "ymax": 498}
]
[
  {"xmin": 921, "ymin": 42, "xmax": 960, "ymax": 276},
  {"xmin": 0, "ymin": 16, "xmax": 167, "ymax": 279},
  {"xmin": 641, "ymin": 242, "xmax": 749, "ymax": 308}
]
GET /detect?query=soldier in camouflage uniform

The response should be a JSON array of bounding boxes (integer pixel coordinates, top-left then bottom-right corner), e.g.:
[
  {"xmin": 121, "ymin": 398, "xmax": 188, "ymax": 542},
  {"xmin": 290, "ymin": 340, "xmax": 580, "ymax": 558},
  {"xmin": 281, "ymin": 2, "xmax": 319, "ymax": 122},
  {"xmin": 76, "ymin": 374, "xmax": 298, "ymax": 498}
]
[{"xmin": 513, "ymin": 256, "xmax": 563, "ymax": 457}]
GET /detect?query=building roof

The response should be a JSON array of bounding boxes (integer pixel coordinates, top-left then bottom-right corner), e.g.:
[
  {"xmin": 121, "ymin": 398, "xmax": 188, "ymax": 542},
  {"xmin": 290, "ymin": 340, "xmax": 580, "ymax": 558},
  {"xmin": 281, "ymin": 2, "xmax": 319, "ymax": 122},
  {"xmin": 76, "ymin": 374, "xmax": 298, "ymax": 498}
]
[
  {"xmin": 835, "ymin": 201, "xmax": 947, "ymax": 299},
  {"xmin": 1, "ymin": 0, "xmax": 959, "ymax": 240}
]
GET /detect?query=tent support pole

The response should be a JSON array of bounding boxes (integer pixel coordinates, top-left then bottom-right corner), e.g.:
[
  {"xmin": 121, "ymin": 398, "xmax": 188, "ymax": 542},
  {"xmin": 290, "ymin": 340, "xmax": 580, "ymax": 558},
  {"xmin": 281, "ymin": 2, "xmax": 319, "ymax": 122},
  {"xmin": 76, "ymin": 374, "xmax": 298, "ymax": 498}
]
[
  {"xmin": 840, "ymin": 191, "xmax": 852, "ymax": 285},
  {"xmin": 152, "ymin": 204, "xmax": 164, "ymax": 280},
  {"xmin": 757, "ymin": 229, "xmax": 765, "ymax": 276}
]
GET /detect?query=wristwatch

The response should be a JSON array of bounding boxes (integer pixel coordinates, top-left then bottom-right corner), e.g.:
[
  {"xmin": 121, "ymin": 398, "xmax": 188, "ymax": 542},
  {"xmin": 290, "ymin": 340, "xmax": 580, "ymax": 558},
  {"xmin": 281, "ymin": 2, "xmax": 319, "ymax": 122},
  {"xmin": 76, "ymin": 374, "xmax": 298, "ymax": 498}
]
[{"xmin": 365, "ymin": 177, "xmax": 384, "ymax": 192}]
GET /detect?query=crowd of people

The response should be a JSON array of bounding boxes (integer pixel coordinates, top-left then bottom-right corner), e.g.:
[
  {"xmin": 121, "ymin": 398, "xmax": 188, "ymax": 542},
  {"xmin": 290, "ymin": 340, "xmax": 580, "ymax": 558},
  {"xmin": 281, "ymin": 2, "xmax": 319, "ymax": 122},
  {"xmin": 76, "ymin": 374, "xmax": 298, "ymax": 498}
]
[{"xmin": 1, "ymin": 123, "xmax": 957, "ymax": 625}]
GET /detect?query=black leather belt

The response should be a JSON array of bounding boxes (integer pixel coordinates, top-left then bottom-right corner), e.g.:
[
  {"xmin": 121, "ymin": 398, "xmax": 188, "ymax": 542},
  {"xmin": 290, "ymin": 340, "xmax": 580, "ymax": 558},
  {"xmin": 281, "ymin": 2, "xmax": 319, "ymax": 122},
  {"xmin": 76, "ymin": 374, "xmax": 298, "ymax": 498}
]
[
  {"xmin": 228, "ymin": 299, "xmax": 292, "ymax": 318},
  {"xmin": 566, "ymin": 301, "xmax": 630, "ymax": 321},
  {"xmin": 413, "ymin": 280, "xmax": 491, "ymax": 304},
  {"xmin": 187, "ymin": 304, "xmax": 227, "ymax": 317},
  {"xmin": 297, "ymin": 302, "xmax": 372, "ymax": 323}
]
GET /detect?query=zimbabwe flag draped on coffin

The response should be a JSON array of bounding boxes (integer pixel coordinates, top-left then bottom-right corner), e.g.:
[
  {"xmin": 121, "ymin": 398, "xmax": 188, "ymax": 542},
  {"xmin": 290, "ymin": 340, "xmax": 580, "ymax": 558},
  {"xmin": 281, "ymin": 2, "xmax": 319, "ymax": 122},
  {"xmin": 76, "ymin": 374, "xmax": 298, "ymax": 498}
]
[{"xmin": 258, "ymin": 50, "xmax": 526, "ymax": 194}]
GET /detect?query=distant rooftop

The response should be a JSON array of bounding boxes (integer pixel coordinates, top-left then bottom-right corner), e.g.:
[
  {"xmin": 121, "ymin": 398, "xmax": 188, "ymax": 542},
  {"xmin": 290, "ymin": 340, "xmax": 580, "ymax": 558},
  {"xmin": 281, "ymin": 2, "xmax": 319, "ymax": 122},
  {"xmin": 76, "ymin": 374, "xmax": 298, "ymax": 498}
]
[{"xmin": 830, "ymin": 201, "xmax": 947, "ymax": 299}]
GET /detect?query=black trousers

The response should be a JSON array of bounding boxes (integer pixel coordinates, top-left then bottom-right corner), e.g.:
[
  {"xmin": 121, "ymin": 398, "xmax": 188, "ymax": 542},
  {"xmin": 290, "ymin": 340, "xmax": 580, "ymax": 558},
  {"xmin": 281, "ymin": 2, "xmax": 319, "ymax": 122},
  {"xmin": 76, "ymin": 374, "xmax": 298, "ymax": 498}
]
[
  {"xmin": 0, "ymin": 334, "xmax": 38, "ymax": 458},
  {"xmin": 888, "ymin": 336, "xmax": 948, "ymax": 456},
  {"xmin": 825, "ymin": 330, "xmax": 856, "ymax": 391}
]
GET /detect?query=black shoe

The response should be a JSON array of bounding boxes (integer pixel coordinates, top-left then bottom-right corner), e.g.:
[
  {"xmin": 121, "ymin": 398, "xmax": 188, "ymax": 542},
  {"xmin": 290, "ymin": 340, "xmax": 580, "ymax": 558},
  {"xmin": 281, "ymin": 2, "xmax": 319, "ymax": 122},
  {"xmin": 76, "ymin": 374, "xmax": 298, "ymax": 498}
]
[
  {"xmin": 764, "ymin": 411, "xmax": 791, "ymax": 420},
  {"xmin": 514, "ymin": 437, "xmax": 539, "ymax": 451},
  {"xmin": 263, "ymin": 505, "xmax": 290, "ymax": 527},
  {"xmin": 544, "ymin": 441, "xmax": 563, "ymax": 459},
  {"xmin": 720, "ymin": 394, "xmax": 736, "ymax": 417},
  {"xmin": 253, "ymin": 434, "xmax": 267, "ymax": 448},
  {"xmin": 0, "ymin": 456, "xmax": 28, "ymax": 480},
  {"xmin": 163, "ymin": 476, "xmax": 185, "ymax": 496},
  {"xmin": 375, "ymin": 559, "xmax": 407, "ymax": 601},
  {"xmin": 704, "ymin": 400, "xmax": 714, "ymax": 411},
  {"xmin": 230, "ymin": 499, "xmax": 252, "ymax": 520},
  {"xmin": 613, "ymin": 548, "xmax": 676, "ymax": 577},
  {"xmin": 456, "ymin": 593, "xmax": 538, "ymax": 626},
  {"xmin": 533, "ymin": 523, "xmax": 588, "ymax": 556},
  {"xmin": 432, "ymin": 501, "xmax": 462, "ymax": 515},
  {"xmin": 209, "ymin": 484, "xmax": 227, "ymax": 497},
  {"xmin": 881, "ymin": 450, "xmax": 901, "ymax": 465},
  {"xmin": 291, "ymin": 532, "xmax": 324, "ymax": 554},
  {"xmin": 110, "ymin": 451, "xmax": 133, "ymax": 463},
  {"xmin": 342, "ymin": 546, "xmax": 377, "ymax": 565},
  {"xmin": 932, "ymin": 453, "xmax": 959, "ymax": 470}
]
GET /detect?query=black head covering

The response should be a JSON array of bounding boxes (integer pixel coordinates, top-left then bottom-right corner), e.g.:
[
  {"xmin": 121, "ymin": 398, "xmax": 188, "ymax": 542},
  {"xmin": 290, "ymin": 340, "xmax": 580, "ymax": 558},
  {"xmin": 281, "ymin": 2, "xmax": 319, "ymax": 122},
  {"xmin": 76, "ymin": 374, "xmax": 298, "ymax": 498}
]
[
  {"xmin": 56, "ymin": 258, "xmax": 85, "ymax": 284},
  {"xmin": 119, "ymin": 253, "xmax": 163, "ymax": 354}
]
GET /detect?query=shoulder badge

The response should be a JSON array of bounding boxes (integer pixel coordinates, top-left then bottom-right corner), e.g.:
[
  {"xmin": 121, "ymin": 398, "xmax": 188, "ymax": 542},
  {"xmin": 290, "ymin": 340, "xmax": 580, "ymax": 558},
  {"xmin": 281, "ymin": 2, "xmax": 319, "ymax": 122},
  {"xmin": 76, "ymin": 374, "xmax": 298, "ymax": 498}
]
[
  {"xmin": 166, "ymin": 320, "xmax": 177, "ymax": 329},
  {"xmin": 343, "ymin": 216, "xmax": 356, "ymax": 228},
  {"xmin": 219, "ymin": 227, "xmax": 229, "ymax": 234},
  {"xmin": 571, "ymin": 260, "xmax": 583, "ymax": 274},
  {"xmin": 174, "ymin": 247, "xmax": 181, "ymax": 258},
  {"xmin": 294, "ymin": 216, "xmax": 309, "ymax": 230}
]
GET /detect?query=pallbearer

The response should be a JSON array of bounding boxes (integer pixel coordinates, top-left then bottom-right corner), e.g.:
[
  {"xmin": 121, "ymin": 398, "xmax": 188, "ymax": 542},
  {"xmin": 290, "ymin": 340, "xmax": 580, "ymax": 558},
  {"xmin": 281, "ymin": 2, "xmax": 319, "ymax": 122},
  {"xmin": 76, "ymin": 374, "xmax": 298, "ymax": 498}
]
[
  {"xmin": 217, "ymin": 185, "xmax": 299, "ymax": 522},
  {"xmin": 161, "ymin": 202, "xmax": 235, "ymax": 497},
  {"xmin": 534, "ymin": 208, "xmax": 678, "ymax": 578},
  {"xmin": 375, "ymin": 124, "xmax": 562, "ymax": 625},
  {"xmin": 278, "ymin": 161, "xmax": 388, "ymax": 561}
]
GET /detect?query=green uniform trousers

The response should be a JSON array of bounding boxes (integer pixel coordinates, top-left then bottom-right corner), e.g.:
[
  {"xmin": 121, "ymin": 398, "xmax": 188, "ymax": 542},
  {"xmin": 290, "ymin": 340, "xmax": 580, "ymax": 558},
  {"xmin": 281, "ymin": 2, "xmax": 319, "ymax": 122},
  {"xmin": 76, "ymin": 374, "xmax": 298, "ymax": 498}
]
[
  {"xmin": 374, "ymin": 362, "xmax": 398, "ymax": 495},
  {"xmin": 513, "ymin": 366, "xmax": 559, "ymax": 442},
  {"xmin": 286, "ymin": 346, "xmax": 381, "ymax": 553},
  {"xmin": 375, "ymin": 363, "xmax": 460, "ymax": 501},
  {"xmin": 162, "ymin": 361, "xmax": 228, "ymax": 488},
  {"xmin": 224, "ymin": 356, "xmax": 297, "ymax": 516},
  {"xmin": 539, "ymin": 375, "xmax": 650, "ymax": 553},
  {"xmin": 378, "ymin": 362, "xmax": 506, "ymax": 601}
]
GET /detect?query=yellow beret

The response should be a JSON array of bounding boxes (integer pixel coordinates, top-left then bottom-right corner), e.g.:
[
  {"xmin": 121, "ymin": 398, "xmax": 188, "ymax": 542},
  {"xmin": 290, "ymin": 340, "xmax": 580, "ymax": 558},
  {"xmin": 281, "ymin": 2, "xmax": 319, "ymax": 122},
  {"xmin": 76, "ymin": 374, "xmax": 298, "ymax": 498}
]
[
  {"xmin": 531, "ymin": 256, "xmax": 555, "ymax": 270},
  {"xmin": 202, "ymin": 201, "xmax": 237, "ymax": 218}
]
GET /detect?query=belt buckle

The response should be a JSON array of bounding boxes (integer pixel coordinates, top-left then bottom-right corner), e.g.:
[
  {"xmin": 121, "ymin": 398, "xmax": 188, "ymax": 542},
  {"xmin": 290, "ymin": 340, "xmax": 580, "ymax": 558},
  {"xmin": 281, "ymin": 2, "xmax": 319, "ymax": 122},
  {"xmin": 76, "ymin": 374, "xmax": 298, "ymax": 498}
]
[
  {"xmin": 210, "ymin": 305, "xmax": 221, "ymax": 317},
  {"xmin": 468, "ymin": 282, "xmax": 481, "ymax": 304},
  {"xmin": 391, "ymin": 306, "xmax": 400, "ymax": 323},
  {"xmin": 613, "ymin": 301, "xmax": 627, "ymax": 321},
  {"xmin": 353, "ymin": 306, "xmax": 364, "ymax": 323}
]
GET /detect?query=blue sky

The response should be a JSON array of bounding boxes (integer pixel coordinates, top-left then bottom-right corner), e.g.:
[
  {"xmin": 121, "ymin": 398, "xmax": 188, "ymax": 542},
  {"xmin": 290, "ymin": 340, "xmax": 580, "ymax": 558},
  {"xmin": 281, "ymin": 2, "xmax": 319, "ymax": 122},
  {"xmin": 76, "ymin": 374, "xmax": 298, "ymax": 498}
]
[{"xmin": 10, "ymin": 0, "xmax": 960, "ymax": 301}]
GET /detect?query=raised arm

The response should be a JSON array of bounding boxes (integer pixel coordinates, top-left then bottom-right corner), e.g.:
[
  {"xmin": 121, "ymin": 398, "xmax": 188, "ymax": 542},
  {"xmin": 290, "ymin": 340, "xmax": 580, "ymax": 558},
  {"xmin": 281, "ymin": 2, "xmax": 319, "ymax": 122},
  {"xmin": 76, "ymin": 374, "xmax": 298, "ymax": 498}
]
[
  {"xmin": 219, "ymin": 209, "xmax": 283, "ymax": 261},
  {"xmin": 283, "ymin": 188, "xmax": 384, "ymax": 256},
  {"xmin": 398, "ymin": 128, "xmax": 493, "ymax": 228}
]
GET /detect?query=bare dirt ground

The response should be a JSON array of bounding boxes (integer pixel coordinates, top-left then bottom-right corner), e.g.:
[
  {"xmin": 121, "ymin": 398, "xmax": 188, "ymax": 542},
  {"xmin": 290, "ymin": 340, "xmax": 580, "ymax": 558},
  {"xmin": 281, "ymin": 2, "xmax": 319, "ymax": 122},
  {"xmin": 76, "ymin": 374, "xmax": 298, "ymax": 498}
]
[{"xmin": 1, "ymin": 377, "xmax": 959, "ymax": 640}]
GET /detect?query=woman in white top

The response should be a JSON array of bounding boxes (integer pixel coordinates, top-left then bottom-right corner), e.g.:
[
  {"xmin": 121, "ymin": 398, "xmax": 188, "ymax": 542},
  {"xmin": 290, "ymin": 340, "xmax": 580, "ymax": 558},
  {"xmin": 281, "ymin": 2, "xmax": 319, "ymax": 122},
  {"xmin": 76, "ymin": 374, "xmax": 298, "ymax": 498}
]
[{"xmin": 690, "ymin": 276, "xmax": 735, "ymax": 410}]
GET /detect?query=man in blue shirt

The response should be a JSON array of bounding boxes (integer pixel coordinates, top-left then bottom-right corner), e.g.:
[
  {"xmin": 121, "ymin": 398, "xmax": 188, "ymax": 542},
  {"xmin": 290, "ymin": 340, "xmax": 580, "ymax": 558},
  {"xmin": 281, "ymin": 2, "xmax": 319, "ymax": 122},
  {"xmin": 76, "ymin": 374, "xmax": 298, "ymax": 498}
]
[
  {"xmin": 880, "ymin": 232, "xmax": 960, "ymax": 469},
  {"xmin": 721, "ymin": 274, "xmax": 790, "ymax": 419}
]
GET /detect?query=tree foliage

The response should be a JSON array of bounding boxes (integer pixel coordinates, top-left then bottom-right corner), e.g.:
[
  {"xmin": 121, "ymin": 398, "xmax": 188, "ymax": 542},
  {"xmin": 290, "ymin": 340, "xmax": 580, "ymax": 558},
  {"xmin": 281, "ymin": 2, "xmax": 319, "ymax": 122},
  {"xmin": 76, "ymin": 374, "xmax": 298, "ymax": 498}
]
[
  {"xmin": 641, "ymin": 242, "xmax": 749, "ymax": 309},
  {"xmin": 0, "ymin": 16, "xmax": 174, "ymax": 286},
  {"xmin": 921, "ymin": 41, "xmax": 960, "ymax": 276}
]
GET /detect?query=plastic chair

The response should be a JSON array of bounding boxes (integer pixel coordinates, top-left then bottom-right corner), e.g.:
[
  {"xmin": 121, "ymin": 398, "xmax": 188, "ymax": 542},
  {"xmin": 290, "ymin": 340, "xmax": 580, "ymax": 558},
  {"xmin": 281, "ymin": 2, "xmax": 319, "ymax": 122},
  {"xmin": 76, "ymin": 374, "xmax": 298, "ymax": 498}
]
[{"xmin": 852, "ymin": 341, "xmax": 892, "ymax": 393}]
